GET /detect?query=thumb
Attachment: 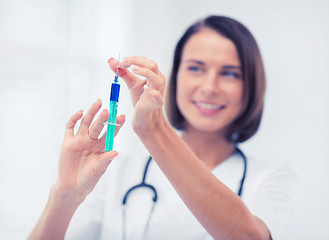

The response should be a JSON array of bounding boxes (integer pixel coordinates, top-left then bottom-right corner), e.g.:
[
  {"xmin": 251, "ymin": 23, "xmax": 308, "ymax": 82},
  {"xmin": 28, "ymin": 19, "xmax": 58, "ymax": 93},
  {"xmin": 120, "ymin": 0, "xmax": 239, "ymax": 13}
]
[{"xmin": 93, "ymin": 151, "xmax": 118, "ymax": 179}]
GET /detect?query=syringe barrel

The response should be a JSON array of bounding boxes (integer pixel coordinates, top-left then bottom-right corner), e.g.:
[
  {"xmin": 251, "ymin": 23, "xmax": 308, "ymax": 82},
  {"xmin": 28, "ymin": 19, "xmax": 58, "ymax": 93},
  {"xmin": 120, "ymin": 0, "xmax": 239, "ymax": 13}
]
[{"xmin": 104, "ymin": 83, "xmax": 120, "ymax": 151}]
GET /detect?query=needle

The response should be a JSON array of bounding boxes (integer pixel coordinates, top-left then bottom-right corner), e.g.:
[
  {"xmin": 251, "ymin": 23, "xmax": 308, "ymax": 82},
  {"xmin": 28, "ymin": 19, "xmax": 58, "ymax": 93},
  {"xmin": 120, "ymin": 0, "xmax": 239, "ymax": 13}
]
[{"xmin": 114, "ymin": 52, "xmax": 120, "ymax": 83}]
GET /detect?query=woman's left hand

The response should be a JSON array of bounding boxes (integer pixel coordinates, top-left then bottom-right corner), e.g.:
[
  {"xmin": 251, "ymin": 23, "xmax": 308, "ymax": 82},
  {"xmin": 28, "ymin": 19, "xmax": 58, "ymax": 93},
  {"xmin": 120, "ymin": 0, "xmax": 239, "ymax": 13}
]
[{"xmin": 108, "ymin": 56, "xmax": 166, "ymax": 135}]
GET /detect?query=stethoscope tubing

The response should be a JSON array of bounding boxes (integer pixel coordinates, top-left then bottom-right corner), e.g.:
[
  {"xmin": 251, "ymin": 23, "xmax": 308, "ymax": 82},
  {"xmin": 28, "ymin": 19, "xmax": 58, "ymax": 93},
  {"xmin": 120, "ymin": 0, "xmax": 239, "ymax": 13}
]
[
  {"xmin": 122, "ymin": 147, "xmax": 247, "ymax": 205},
  {"xmin": 121, "ymin": 147, "xmax": 247, "ymax": 240}
]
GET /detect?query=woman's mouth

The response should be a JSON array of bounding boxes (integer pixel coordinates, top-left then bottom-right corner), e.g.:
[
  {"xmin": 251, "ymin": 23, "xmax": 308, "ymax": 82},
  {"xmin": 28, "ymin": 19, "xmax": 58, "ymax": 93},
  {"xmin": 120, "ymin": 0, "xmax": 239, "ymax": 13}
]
[{"xmin": 193, "ymin": 101, "xmax": 226, "ymax": 114}]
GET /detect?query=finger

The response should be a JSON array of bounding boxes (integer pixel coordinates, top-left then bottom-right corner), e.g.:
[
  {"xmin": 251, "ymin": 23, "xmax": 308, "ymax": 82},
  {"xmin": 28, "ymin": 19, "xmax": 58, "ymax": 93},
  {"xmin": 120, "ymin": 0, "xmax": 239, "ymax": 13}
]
[
  {"xmin": 121, "ymin": 57, "xmax": 166, "ymax": 80},
  {"xmin": 108, "ymin": 58, "xmax": 141, "ymax": 89},
  {"xmin": 88, "ymin": 109, "xmax": 109, "ymax": 141},
  {"xmin": 108, "ymin": 58, "xmax": 147, "ymax": 107},
  {"xmin": 132, "ymin": 87, "xmax": 164, "ymax": 131},
  {"xmin": 124, "ymin": 56, "xmax": 160, "ymax": 74},
  {"xmin": 93, "ymin": 151, "xmax": 118, "ymax": 179},
  {"xmin": 77, "ymin": 100, "xmax": 102, "ymax": 136},
  {"xmin": 141, "ymin": 86, "xmax": 164, "ymax": 109},
  {"xmin": 122, "ymin": 56, "xmax": 166, "ymax": 94},
  {"xmin": 132, "ymin": 65, "xmax": 164, "ymax": 93},
  {"xmin": 65, "ymin": 110, "xmax": 84, "ymax": 136},
  {"xmin": 118, "ymin": 59, "xmax": 132, "ymax": 69},
  {"xmin": 114, "ymin": 114, "xmax": 126, "ymax": 137},
  {"xmin": 99, "ymin": 114, "xmax": 126, "ymax": 144}
]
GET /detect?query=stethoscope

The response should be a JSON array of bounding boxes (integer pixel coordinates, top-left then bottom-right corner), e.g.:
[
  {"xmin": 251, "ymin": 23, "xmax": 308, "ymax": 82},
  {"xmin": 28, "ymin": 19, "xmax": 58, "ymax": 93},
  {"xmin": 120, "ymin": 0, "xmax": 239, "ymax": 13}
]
[{"xmin": 121, "ymin": 147, "xmax": 247, "ymax": 240}]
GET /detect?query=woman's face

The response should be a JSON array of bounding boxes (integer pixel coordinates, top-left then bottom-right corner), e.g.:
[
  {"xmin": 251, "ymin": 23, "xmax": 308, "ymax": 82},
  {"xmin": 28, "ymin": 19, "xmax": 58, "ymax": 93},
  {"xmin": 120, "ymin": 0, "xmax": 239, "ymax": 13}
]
[{"xmin": 176, "ymin": 28, "xmax": 243, "ymax": 135}]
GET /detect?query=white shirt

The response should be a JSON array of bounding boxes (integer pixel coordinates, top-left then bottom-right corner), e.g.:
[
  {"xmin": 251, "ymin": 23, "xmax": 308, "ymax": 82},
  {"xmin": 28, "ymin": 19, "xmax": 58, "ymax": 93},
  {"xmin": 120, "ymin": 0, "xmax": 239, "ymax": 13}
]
[{"xmin": 65, "ymin": 147, "xmax": 298, "ymax": 240}]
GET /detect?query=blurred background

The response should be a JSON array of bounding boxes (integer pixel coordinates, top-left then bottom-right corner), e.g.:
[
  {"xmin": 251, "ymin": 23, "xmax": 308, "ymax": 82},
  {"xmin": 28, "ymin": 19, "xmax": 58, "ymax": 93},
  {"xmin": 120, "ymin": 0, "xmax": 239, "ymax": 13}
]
[{"xmin": 0, "ymin": 0, "xmax": 328, "ymax": 239}]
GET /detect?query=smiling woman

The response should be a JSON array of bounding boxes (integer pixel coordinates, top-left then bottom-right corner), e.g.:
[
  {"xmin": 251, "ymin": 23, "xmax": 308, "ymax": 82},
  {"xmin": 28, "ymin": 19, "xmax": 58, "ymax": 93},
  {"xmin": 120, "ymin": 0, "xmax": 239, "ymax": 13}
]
[
  {"xmin": 29, "ymin": 15, "xmax": 297, "ymax": 240},
  {"xmin": 166, "ymin": 17, "xmax": 265, "ymax": 144},
  {"xmin": 176, "ymin": 28, "xmax": 244, "ymax": 136}
]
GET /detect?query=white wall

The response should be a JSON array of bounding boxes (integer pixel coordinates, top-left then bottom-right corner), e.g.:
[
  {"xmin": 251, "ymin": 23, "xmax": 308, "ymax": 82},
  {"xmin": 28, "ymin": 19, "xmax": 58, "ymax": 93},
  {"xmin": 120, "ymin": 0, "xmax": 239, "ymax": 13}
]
[{"xmin": 0, "ymin": 0, "xmax": 328, "ymax": 239}]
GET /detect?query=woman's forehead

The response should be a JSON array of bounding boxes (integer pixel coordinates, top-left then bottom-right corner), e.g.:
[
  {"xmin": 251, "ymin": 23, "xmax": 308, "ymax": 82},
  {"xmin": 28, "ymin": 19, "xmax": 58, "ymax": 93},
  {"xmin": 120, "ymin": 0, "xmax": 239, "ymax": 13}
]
[{"xmin": 181, "ymin": 28, "xmax": 240, "ymax": 66}]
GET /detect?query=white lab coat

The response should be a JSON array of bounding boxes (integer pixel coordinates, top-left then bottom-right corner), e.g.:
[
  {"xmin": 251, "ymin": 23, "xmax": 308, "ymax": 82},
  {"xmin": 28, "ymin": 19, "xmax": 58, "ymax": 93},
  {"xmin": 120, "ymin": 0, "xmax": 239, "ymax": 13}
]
[{"xmin": 65, "ymin": 145, "xmax": 298, "ymax": 240}]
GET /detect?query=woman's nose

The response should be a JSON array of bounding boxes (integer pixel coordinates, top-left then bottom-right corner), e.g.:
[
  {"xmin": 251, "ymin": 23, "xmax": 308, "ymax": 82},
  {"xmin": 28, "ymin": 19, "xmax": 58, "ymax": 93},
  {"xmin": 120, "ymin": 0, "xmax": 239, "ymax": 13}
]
[{"xmin": 200, "ymin": 72, "xmax": 219, "ymax": 97}]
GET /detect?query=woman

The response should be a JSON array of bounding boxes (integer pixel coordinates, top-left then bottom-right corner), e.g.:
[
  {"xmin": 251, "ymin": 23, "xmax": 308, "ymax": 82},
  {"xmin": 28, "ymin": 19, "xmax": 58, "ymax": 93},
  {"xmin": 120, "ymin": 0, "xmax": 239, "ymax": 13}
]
[{"xmin": 29, "ymin": 16, "xmax": 297, "ymax": 240}]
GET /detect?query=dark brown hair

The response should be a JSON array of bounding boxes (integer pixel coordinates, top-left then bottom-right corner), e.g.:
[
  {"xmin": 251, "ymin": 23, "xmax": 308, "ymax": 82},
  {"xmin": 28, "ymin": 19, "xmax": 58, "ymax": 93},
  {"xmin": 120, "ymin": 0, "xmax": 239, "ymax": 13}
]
[{"xmin": 165, "ymin": 15, "xmax": 266, "ymax": 143}]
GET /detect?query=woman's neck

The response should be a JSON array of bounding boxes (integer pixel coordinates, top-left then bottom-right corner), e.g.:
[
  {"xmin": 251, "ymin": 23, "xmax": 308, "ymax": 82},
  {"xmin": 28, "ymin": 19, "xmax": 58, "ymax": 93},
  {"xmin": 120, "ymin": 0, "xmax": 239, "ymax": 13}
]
[{"xmin": 181, "ymin": 128, "xmax": 235, "ymax": 169}]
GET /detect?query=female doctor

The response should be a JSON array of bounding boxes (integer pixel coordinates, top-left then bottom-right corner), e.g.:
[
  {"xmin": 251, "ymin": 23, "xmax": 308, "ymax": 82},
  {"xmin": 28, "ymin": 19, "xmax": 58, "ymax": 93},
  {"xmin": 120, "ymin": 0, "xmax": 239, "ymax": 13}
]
[{"xmin": 29, "ymin": 16, "xmax": 297, "ymax": 240}]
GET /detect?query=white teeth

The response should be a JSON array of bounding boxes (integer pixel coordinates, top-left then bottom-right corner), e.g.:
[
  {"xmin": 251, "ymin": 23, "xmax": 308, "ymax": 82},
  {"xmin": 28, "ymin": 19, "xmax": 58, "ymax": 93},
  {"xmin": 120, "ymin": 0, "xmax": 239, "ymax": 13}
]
[{"xmin": 195, "ymin": 102, "xmax": 224, "ymax": 110}]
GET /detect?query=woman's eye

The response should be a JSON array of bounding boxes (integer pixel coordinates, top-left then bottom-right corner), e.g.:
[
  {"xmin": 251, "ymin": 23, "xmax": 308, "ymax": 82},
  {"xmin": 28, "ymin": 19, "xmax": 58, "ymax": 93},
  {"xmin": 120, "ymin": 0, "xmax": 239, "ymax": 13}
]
[
  {"xmin": 222, "ymin": 71, "xmax": 241, "ymax": 79},
  {"xmin": 188, "ymin": 66, "xmax": 202, "ymax": 72}
]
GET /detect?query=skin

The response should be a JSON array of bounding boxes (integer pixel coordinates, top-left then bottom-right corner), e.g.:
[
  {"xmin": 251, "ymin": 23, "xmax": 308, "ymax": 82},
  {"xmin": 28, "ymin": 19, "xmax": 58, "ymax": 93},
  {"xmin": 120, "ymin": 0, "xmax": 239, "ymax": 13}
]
[
  {"xmin": 28, "ymin": 100, "xmax": 125, "ymax": 240},
  {"xmin": 108, "ymin": 28, "xmax": 271, "ymax": 239},
  {"xmin": 29, "ymin": 29, "xmax": 270, "ymax": 240},
  {"xmin": 176, "ymin": 28, "xmax": 244, "ymax": 169}
]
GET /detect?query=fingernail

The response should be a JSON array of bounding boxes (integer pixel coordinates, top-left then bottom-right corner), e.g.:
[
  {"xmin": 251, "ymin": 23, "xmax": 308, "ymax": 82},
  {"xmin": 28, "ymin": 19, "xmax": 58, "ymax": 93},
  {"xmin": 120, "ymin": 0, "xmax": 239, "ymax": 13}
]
[{"xmin": 119, "ymin": 58, "xmax": 131, "ymax": 69}]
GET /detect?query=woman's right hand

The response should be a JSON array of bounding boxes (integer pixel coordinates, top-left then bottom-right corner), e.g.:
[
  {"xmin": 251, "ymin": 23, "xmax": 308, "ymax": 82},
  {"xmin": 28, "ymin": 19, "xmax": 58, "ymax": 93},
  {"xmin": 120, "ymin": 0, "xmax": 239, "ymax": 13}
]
[
  {"xmin": 107, "ymin": 57, "xmax": 166, "ymax": 136},
  {"xmin": 52, "ymin": 99, "xmax": 125, "ymax": 208}
]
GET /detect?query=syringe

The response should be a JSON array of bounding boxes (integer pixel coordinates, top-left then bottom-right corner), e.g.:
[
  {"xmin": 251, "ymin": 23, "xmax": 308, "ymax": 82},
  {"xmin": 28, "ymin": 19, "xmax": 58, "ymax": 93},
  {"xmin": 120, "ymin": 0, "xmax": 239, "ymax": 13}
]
[{"xmin": 104, "ymin": 58, "xmax": 121, "ymax": 151}]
